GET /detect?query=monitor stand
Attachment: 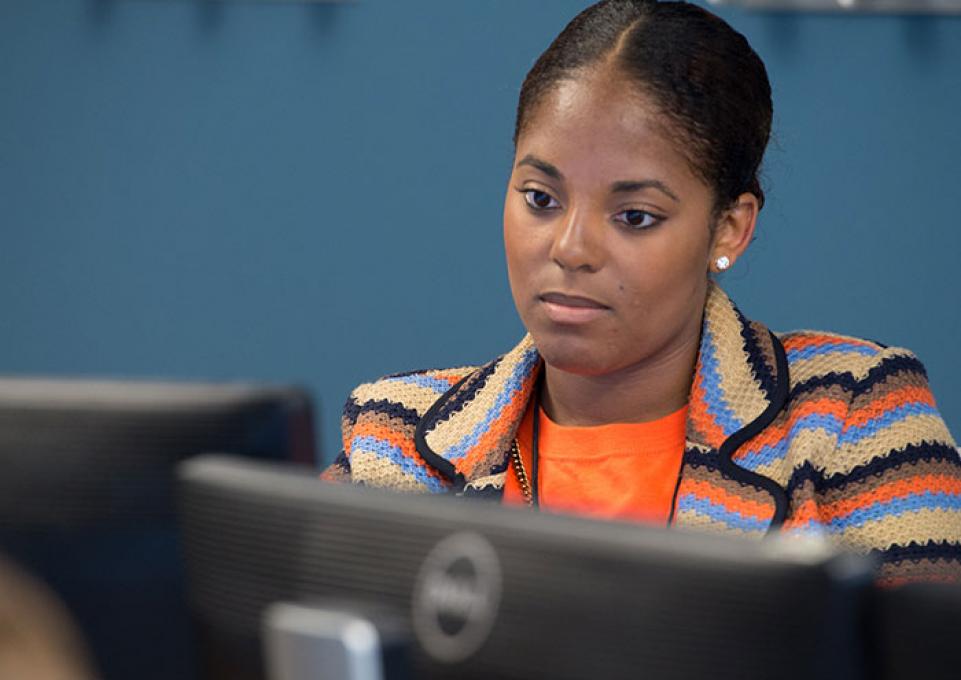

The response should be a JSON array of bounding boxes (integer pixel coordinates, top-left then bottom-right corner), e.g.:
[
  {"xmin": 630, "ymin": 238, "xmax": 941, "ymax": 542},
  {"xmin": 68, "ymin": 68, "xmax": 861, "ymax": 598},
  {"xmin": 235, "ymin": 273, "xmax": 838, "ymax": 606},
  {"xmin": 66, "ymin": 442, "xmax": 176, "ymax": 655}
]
[{"xmin": 263, "ymin": 600, "xmax": 412, "ymax": 680}]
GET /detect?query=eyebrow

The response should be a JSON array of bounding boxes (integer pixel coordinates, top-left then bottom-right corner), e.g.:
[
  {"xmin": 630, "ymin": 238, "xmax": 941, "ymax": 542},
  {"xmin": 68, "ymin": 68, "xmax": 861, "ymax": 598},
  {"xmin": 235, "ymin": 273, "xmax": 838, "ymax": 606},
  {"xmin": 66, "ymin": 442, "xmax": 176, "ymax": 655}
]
[
  {"xmin": 516, "ymin": 154, "xmax": 680, "ymax": 204},
  {"xmin": 517, "ymin": 154, "xmax": 563, "ymax": 180},
  {"xmin": 611, "ymin": 179, "xmax": 680, "ymax": 204}
]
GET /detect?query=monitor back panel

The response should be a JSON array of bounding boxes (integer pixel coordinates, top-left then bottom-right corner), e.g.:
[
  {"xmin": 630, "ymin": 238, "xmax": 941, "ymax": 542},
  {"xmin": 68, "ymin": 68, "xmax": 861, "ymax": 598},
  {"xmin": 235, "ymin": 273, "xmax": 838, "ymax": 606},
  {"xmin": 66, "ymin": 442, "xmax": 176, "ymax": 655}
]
[
  {"xmin": 0, "ymin": 379, "xmax": 315, "ymax": 680},
  {"xmin": 179, "ymin": 455, "xmax": 871, "ymax": 680}
]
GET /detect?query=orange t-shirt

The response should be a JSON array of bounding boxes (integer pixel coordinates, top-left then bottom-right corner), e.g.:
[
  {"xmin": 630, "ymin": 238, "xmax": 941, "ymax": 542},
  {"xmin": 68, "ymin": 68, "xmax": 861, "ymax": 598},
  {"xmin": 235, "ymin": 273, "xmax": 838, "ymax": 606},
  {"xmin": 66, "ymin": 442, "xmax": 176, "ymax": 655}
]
[{"xmin": 503, "ymin": 401, "xmax": 688, "ymax": 526}]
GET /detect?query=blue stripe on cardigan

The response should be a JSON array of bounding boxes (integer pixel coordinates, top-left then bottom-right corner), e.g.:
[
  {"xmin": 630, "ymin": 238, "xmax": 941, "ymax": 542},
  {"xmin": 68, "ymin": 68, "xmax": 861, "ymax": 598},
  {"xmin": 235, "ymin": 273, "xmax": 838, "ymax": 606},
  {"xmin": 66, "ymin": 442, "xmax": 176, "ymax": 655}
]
[{"xmin": 351, "ymin": 435, "xmax": 447, "ymax": 492}]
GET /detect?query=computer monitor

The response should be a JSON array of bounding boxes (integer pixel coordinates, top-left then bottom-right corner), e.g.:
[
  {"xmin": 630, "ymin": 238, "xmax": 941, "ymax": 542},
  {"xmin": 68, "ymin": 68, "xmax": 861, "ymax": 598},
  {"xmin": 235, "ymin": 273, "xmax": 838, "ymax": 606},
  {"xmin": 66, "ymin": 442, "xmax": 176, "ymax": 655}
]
[
  {"xmin": 178, "ymin": 454, "xmax": 875, "ymax": 680},
  {"xmin": 0, "ymin": 378, "xmax": 315, "ymax": 680},
  {"xmin": 868, "ymin": 581, "xmax": 961, "ymax": 680}
]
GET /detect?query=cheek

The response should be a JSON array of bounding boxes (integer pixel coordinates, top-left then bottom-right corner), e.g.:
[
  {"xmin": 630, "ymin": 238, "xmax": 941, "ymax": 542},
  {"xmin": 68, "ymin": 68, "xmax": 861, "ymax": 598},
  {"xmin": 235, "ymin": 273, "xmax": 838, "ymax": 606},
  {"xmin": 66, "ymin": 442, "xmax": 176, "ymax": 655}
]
[
  {"xmin": 503, "ymin": 205, "xmax": 543, "ymax": 287},
  {"xmin": 611, "ymin": 230, "xmax": 709, "ymax": 312},
  {"xmin": 503, "ymin": 205, "xmax": 533, "ymax": 310}
]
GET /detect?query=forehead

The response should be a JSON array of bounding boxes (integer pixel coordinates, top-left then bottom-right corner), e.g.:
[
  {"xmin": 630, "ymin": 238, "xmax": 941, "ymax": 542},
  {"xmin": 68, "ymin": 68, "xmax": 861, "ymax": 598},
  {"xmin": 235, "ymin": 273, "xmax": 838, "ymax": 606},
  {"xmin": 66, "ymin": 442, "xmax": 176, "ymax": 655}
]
[{"xmin": 516, "ymin": 71, "xmax": 702, "ymax": 189}]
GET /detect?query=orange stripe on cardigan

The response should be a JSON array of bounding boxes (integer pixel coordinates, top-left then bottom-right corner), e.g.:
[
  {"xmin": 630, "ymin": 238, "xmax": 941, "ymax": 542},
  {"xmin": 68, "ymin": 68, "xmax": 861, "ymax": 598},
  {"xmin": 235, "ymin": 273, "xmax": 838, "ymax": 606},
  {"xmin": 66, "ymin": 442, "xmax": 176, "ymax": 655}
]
[
  {"xmin": 781, "ymin": 335, "xmax": 879, "ymax": 351},
  {"xmin": 435, "ymin": 373, "xmax": 469, "ymax": 386},
  {"xmin": 457, "ymin": 381, "xmax": 531, "ymax": 478},
  {"xmin": 782, "ymin": 498, "xmax": 820, "ymax": 531},
  {"xmin": 784, "ymin": 477, "xmax": 961, "ymax": 530},
  {"xmin": 817, "ymin": 474, "xmax": 961, "ymax": 522},
  {"xmin": 688, "ymin": 369, "xmax": 727, "ymax": 448},
  {"xmin": 877, "ymin": 573, "xmax": 961, "ymax": 588},
  {"xmin": 676, "ymin": 478, "xmax": 774, "ymax": 521},
  {"xmin": 735, "ymin": 397, "xmax": 848, "ymax": 459},
  {"xmin": 348, "ymin": 422, "xmax": 448, "ymax": 482},
  {"xmin": 844, "ymin": 386, "xmax": 937, "ymax": 429}
]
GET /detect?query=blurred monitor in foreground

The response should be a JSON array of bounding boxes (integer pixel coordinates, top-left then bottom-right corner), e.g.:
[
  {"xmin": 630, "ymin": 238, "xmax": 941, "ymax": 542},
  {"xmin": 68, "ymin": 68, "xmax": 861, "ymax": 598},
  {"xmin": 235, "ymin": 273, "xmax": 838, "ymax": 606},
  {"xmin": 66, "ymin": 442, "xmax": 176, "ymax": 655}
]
[
  {"xmin": 868, "ymin": 581, "xmax": 961, "ymax": 680},
  {"xmin": 178, "ymin": 454, "xmax": 875, "ymax": 680},
  {"xmin": 0, "ymin": 378, "xmax": 316, "ymax": 680}
]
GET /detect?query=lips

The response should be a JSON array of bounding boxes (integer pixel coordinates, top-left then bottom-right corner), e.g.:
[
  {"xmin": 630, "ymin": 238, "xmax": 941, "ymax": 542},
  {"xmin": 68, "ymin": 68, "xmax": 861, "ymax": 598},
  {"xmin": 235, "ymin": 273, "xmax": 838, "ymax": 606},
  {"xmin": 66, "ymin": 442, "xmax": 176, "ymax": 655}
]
[
  {"xmin": 539, "ymin": 292, "xmax": 609, "ymax": 309},
  {"xmin": 538, "ymin": 291, "xmax": 610, "ymax": 325}
]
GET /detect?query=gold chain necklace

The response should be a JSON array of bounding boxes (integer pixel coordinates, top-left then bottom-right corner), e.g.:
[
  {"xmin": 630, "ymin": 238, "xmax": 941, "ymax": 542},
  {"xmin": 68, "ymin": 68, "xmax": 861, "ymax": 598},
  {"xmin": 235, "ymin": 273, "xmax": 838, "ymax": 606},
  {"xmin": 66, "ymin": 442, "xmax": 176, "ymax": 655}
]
[
  {"xmin": 509, "ymin": 438, "xmax": 535, "ymax": 507},
  {"xmin": 510, "ymin": 371, "xmax": 544, "ymax": 508}
]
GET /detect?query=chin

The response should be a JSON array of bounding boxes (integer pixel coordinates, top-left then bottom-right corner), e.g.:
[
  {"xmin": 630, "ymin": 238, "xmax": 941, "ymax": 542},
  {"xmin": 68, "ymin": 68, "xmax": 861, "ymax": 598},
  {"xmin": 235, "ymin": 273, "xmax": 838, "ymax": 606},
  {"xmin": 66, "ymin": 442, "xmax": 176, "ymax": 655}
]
[{"xmin": 530, "ymin": 333, "xmax": 618, "ymax": 377}]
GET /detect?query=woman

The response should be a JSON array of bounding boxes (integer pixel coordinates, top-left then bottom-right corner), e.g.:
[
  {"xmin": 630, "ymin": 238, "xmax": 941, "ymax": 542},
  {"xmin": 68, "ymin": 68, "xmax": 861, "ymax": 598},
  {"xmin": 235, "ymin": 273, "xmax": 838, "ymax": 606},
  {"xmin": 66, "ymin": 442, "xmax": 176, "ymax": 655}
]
[{"xmin": 323, "ymin": 0, "xmax": 961, "ymax": 585}]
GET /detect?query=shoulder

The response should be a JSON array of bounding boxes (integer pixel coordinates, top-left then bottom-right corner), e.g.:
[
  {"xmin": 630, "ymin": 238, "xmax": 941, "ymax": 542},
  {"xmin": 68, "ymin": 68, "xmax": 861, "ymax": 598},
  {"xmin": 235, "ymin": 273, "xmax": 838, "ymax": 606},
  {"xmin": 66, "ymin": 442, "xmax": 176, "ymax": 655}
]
[
  {"xmin": 775, "ymin": 327, "xmax": 955, "ymax": 458},
  {"xmin": 773, "ymin": 330, "xmax": 960, "ymax": 584},
  {"xmin": 327, "ymin": 336, "xmax": 539, "ymax": 491},
  {"xmin": 776, "ymin": 328, "xmax": 925, "ymax": 389},
  {"xmin": 344, "ymin": 364, "xmax": 480, "ymax": 424},
  {"xmin": 325, "ymin": 363, "xmax": 481, "ymax": 491}
]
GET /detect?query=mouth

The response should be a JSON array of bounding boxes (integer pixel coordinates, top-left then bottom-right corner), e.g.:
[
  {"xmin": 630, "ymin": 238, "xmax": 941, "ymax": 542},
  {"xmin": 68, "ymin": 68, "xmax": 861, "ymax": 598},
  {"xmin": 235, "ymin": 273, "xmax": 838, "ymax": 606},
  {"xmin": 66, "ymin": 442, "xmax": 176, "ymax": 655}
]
[
  {"xmin": 540, "ymin": 292, "xmax": 609, "ymax": 309},
  {"xmin": 538, "ymin": 291, "xmax": 610, "ymax": 325}
]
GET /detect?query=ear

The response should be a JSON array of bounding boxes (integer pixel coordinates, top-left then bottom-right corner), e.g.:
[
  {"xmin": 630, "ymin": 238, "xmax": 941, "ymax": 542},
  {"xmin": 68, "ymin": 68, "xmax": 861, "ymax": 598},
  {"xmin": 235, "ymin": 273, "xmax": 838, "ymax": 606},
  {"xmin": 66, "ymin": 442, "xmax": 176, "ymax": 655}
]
[{"xmin": 709, "ymin": 192, "xmax": 760, "ymax": 274}]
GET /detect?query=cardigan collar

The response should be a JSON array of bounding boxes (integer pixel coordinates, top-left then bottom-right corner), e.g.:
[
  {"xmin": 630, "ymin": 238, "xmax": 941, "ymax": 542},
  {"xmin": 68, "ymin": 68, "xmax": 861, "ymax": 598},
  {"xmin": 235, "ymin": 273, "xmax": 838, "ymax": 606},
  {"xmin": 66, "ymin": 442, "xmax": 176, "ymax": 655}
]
[{"xmin": 414, "ymin": 283, "xmax": 789, "ymax": 505}]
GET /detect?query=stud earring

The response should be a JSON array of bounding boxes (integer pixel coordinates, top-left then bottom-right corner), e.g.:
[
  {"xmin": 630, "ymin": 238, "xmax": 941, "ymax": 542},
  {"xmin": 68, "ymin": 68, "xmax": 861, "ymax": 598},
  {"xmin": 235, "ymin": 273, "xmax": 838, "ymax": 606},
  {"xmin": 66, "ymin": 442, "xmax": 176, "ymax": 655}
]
[{"xmin": 715, "ymin": 255, "xmax": 731, "ymax": 271}]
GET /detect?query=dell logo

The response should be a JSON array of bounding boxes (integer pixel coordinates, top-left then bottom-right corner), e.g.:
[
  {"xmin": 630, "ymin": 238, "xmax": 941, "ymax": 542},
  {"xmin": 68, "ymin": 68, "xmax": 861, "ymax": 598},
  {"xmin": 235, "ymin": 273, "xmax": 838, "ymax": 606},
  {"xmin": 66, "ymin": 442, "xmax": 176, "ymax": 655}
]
[{"xmin": 412, "ymin": 532, "xmax": 502, "ymax": 663}]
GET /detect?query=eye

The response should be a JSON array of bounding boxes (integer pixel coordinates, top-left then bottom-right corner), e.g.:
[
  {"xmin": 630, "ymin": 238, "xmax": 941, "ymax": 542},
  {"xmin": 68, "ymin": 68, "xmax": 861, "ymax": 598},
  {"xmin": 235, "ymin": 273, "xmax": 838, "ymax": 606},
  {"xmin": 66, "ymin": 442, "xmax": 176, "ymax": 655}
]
[
  {"xmin": 522, "ymin": 189, "xmax": 560, "ymax": 211},
  {"xmin": 615, "ymin": 209, "xmax": 663, "ymax": 230}
]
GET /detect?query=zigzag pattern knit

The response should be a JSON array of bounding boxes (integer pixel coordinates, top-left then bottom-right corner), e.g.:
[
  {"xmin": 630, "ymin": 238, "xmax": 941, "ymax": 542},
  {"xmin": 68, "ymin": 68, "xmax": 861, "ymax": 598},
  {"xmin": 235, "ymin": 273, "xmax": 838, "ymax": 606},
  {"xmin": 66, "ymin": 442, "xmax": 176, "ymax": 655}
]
[{"xmin": 323, "ymin": 284, "xmax": 961, "ymax": 584}]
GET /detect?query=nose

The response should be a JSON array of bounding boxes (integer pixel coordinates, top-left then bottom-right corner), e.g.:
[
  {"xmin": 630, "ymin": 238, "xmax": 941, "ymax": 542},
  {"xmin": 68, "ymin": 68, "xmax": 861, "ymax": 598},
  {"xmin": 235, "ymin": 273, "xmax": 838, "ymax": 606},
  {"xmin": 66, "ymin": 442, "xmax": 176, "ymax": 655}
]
[{"xmin": 548, "ymin": 208, "xmax": 604, "ymax": 273}]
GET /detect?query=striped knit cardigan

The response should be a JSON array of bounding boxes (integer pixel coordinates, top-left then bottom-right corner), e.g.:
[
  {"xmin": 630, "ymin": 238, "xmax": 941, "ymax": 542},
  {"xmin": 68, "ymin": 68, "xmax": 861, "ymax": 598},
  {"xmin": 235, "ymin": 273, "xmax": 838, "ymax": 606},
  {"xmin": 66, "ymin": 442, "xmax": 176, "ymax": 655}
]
[{"xmin": 323, "ymin": 283, "xmax": 961, "ymax": 584}]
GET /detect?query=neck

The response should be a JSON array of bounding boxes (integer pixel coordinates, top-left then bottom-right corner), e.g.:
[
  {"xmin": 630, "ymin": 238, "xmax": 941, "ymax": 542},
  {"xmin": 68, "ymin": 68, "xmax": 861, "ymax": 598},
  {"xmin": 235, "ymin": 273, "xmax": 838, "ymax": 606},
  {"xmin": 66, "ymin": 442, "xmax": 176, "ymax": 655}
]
[{"xmin": 540, "ymin": 331, "xmax": 700, "ymax": 427}]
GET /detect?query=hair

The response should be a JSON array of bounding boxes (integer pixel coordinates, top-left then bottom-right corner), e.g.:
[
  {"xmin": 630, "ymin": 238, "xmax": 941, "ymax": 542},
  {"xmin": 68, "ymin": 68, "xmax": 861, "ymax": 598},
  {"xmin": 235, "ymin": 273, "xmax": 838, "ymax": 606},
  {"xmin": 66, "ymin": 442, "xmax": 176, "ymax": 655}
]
[{"xmin": 514, "ymin": 0, "xmax": 773, "ymax": 213}]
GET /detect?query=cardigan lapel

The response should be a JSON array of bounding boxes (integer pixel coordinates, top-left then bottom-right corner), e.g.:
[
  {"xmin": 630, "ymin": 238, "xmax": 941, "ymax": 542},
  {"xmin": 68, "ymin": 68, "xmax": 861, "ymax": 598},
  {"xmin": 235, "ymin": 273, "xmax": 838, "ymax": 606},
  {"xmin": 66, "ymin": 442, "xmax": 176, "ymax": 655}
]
[
  {"xmin": 414, "ymin": 283, "xmax": 790, "ymax": 530},
  {"xmin": 671, "ymin": 283, "xmax": 790, "ymax": 537},
  {"xmin": 686, "ymin": 282, "xmax": 782, "ymax": 449},
  {"xmin": 414, "ymin": 334, "xmax": 541, "ymax": 493}
]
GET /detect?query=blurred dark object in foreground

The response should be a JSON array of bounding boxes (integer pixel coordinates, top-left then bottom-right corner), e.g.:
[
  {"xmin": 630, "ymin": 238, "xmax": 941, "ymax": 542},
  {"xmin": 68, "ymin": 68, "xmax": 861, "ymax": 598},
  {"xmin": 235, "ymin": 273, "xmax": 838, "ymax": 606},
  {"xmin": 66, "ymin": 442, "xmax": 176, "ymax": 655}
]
[
  {"xmin": 868, "ymin": 580, "xmax": 961, "ymax": 680},
  {"xmin": 0, "ymin": 378, "xmax": 316, "ymax": 680},
  {"xmin": 179, "ymin": 454, "xmax": 878, "ymax": 680}
]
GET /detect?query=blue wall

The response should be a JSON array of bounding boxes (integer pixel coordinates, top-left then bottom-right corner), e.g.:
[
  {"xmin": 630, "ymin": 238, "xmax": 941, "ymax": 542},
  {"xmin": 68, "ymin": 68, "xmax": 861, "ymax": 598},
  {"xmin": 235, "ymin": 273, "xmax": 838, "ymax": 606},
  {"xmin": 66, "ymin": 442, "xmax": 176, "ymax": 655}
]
[{"xmin": 2, "ymin": 0, "xmax": 959, "ymax": 463}]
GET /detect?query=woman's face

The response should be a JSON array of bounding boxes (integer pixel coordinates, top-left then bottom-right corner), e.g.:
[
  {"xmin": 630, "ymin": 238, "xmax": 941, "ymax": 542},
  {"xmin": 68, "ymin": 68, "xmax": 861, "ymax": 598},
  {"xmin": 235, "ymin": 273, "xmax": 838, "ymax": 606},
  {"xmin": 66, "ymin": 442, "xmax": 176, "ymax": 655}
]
[{"xmin": 504, "ymin": 69, "xmax": 719, "ymax": 378}]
